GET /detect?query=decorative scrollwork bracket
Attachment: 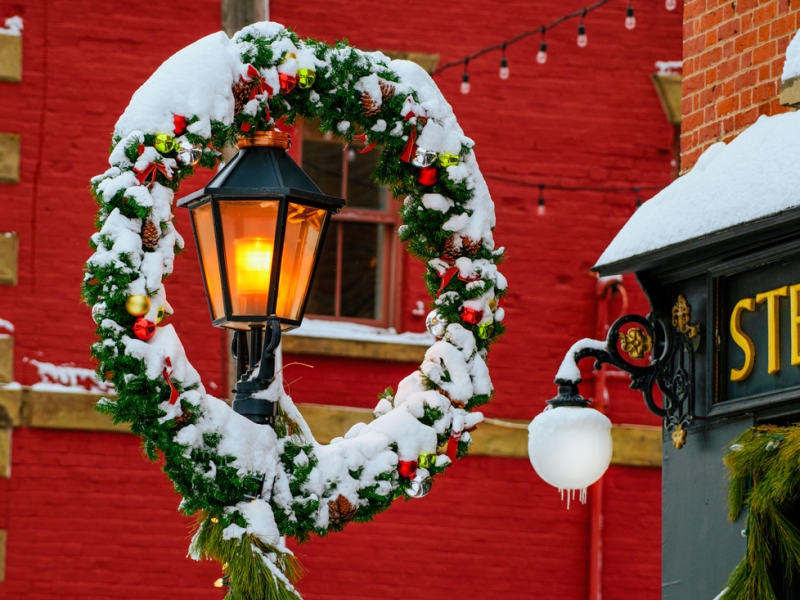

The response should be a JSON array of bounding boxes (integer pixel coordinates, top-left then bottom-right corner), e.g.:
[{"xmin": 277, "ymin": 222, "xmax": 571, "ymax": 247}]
[{"xmin": 552, "ymin": 299, "xmax": 700, "ymax": 449}]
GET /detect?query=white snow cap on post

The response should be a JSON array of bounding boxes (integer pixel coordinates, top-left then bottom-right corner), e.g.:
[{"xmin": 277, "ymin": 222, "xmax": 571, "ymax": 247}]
[{"xmin": 596, "ymin": 110, "xmax": 800, "ymax": 269}]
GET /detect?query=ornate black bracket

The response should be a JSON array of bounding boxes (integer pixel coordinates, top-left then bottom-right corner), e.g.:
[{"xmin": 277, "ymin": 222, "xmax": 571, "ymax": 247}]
[
  {"xmin": 230, "ymin": 316, "xmax": 282, "ymax": 425},
  {"xmin": 552, "ymin": 305, "xmax": 700, "ymax": 449}
]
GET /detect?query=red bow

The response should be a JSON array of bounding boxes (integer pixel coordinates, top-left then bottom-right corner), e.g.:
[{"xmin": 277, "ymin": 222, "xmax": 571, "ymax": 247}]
[
  {"xmin": 436, "ymin": 265, "xmax": 481, "ymax": 296},
  {"xmin": 163, "ymin": 357, "xmax": 179, "ymax": 405},
  {"xmin": 353, "ymin": 133, "xmax": 376, "ymax": 154},
  {"xmin": 134, "ymin": 161, "xmax": 172, "ymax": 187},
  {"xmin": 245, "ymin": 65, "xmax": 273, "ymax": 99}
]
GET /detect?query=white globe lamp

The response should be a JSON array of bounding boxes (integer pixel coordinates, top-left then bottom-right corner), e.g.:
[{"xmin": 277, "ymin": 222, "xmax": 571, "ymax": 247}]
[{"xmin": 528, "ymin": 383, "xmax": 613, "ymax": 505}]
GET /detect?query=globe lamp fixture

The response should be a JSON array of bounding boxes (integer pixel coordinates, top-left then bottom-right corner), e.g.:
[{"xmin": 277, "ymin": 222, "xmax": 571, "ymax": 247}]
[{"xmin": 179, "ymin": 130, "xmax": 344, "ymax": 424}]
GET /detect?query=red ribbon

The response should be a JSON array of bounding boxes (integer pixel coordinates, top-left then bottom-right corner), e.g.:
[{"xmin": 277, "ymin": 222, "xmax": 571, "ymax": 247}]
[
  {"xmin": 134, "ymin": 161, "xmax": 172, "ymax": 187},
  {"xmin": 164, "ymin": 357, "xmax": 179, "ymax": 405},
  {"xmin": 446, "ymin": 426, "xmax": 478, "ymax": 461},
  {"xmin": 436, "ymin": 266, "xmax": 459, "ymax": 296},
  {"xmin": 400, "ymin": 111, "xmax": 428, "ymax": 163},
  {"xmin": 353, "ymin": 134, "xmax": 376, "ymax": 154},
  {"xmin": 173, "ymin": 115, "xmax": 187, "ymax": 135},
  {"xmin": 397, "ymin": 460, "xmax": 418, "ymax": 479}
]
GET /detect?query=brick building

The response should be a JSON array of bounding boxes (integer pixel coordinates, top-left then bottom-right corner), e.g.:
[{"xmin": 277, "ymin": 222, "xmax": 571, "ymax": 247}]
[{"xmin": 0, "ymin": 0, "xmax": 682, "ymax": 598}]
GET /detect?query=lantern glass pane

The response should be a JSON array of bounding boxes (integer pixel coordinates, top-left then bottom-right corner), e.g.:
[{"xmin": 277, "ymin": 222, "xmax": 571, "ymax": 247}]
[
  {"xmin": 190, "ymin": 202, "xmax": 225, "ymax": 320},
  {"xmin": 277, "ymin": 203, "xmax": 328, "ymax": 321},
  {"xmin": 218, "ymin": 200, "xmax": 280, "ymax": 319}
]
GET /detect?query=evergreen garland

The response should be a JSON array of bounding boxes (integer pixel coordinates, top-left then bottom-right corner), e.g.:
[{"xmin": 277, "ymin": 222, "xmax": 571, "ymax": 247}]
[
  {"xmin": 83, "ymin": 23, "xmax": 506, "ymax": 599},
  {"xmin": 723, "ymin": 425, "xmax": 800, "ymax": 599}
]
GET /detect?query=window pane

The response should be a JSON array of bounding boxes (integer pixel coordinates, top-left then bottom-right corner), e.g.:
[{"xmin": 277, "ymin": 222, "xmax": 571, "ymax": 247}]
[
  {"xmin": 303, "ymin": 140, "xmax": 344, "ymax": 197},
  {"xmin": 190, "ymin": 202, "xmax": 225, "ymax": 321},
  {"xmin": 347, "ymin": 148, "xmax": 387, "ymax": 210},
  {"xmin": 341, "ymin": 222, "xmax": 384, "ymax": 320},
  {"xmin": 305, "ymin": 222, "xmax": 337, "ymax": 317}
]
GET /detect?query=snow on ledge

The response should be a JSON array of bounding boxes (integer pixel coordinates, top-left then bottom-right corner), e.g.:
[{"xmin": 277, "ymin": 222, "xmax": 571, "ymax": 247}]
[
  {"xmin": 784, "ymin": 30, "xmax": 800, "ymax": 81},
  {"xmin": 596, "ymin": 111, "xmax": 800, "ymax": 270},
  {"xmin": 0, "ymin": 16, "xmax": 22, "ymax": 36},
  {"xmin": 285, "ymin": 318, "xmax": 434, "ymax": 346}
]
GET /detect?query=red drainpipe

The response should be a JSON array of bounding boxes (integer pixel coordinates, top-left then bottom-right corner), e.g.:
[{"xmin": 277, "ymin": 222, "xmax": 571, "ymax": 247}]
[{"xmin": 588, "ymin": 277, "xmax": 628, "ymax": 600}]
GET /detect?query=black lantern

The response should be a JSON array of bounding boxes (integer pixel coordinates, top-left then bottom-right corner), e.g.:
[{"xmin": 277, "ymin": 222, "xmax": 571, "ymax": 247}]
[{"xmin": 178, "ymin": 131, "xmax": 344, "ymax": 423}]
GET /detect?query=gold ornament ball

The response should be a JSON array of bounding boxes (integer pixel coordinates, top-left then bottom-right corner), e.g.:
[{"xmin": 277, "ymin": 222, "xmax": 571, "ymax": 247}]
[
  {"xmin": 154, "ymin": 133, "xmax": 176, "ymax": 154},
  {"xmin": 297, "ymin": 68, "xmax": 316, "ymax": 89},
  {"xmin": 488, "ymin": 297, "xmax": 497, "ymax": 311},
  {"xmin": 439, "ymin": 153, "xmax": 460, "ymax": 167},
  {"xmin": 125, "ymin": 294, "xmax": 151, "ymax": 317},
  {"xmin": 157, "ymin": 306, "xmax": 166, "ymax": 323}
]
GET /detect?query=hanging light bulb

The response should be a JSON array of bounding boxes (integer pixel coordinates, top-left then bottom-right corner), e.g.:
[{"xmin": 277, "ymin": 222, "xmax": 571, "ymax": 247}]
[
  {"xmin": 538, "ymin": 184, "xmax": 546, "ymax": 216},
  {"xmin": 577, "ymin": 22, "xmax": 588, "ymax": 47},
  {"xmin": 625, "ymin": 4, "xmax": 636, "ymax": 30},
  {"xmin": 461, "ymin": 59, "xmax": 471, "ymax": 95},
  {"xmin": 537, "ymin": 28, "xmax": 548, "ymax": 65},
  {"xmin": 499, "ymin": 43, "xmax": 509, "ymax": 80},
  {"xmin": 665, "ymin": 0, "xmax": 676, "ymax": 10}
]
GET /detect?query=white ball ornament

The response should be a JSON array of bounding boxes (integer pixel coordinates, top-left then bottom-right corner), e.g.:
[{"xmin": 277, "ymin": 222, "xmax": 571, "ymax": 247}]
[
  {"xmin": 425, "ymin": 310, "xmax": 447, "ymax": 338},
  {"xmin": 527, "ymin": 392, "xmax": 612, "ymax": 505}
]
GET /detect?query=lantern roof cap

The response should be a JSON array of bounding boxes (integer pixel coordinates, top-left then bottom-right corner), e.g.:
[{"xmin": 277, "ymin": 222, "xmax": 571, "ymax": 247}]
[
  {"xmin": 594, "ymin": 111, "xmax": 800, "ymax": 276},
  {"xmin": 177, "ymin": 145, "xmax": 345, "ymax": 209}
]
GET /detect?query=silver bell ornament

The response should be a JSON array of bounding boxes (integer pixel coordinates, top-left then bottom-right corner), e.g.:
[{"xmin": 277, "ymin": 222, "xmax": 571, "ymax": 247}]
[
  {"xmin": 426, "ymin": 310, "xmax": 447, "ymax": 338},
  {"xmin": 411, "ymin": 147, "xmax": 438, "ymax": 168},
  {"xmin": 407, "ymin": 468, "xmax": 433, "ymax": 499},
  {"xmin": 178, "ymin": 146, "xmax": 203, "ymax": 166}
]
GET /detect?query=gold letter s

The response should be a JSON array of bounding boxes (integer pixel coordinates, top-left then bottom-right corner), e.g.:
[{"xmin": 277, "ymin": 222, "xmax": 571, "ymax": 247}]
[{"xmin": 730, "ymin": 297, "xmax": 756, "ymax": 382}]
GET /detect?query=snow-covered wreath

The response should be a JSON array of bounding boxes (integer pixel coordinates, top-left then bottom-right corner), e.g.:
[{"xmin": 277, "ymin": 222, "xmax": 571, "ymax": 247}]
[{"xmin": 83, "ymin": 23, "xmax": 506, "ymax": 599}]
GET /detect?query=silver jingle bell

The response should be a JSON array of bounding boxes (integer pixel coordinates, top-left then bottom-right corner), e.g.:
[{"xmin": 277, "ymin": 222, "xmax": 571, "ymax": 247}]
[
  {"xmin": 411, "ymin": 147, "xmax": 438, "ymax": 168},
  {"xmin": 426, "ymin": 310, "xmax": 447, "ymax": 338},
  {"xmin": 407, "ymin": 468, "xmax": 432, "ymax": 499}
]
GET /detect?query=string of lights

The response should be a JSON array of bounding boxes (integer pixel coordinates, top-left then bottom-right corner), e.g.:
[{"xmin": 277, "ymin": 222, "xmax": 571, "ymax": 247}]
[
  {"xmin": 483, "ymin": 173, "xmax": 664, "ymax": 215},
  {"xmin": 433, "ymin": 0, "xmax": 678, "ymax": 93}
]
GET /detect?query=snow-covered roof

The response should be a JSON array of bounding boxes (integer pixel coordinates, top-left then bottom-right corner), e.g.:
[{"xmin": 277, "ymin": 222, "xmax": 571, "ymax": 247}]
[{"xmin": 595, "ymin": 110, "xmax": 800, "ymax": 272}]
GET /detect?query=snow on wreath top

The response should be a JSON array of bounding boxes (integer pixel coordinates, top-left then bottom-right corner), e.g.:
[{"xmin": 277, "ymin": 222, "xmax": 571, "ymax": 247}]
[{"xmin": 83, "ymin": 22, "xmax": 507, "ymax": 599}]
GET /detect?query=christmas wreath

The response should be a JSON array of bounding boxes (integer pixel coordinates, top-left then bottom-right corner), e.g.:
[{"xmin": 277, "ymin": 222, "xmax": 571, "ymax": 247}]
[
  {"xmin": 722, "ymin": 425, "xmax": 800, "ymax": 600},
  {"xmin": 83, "ymin": 22, "xmax": 506, "ymax": 599}
]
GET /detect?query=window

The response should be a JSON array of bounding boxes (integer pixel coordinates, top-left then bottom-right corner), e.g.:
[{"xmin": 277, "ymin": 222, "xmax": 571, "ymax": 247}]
[{"xmin": 299, "ymin": 121, "xmax": 399, "ymax": 326}]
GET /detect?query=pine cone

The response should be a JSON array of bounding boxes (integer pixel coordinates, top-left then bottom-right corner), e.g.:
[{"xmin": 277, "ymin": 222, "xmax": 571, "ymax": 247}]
[
  {"xmin": 360, "ymin": 92, "xmax": 381, "ymax": 117},
  {"xmin": 328, "ymin": 499, "xmax": 341, "ymax": 525},
  {"xmin": 337, "ymin": 495, "xmax": 357, "ymax": 520},
  {"xmin": 442, "ymin": 237, "xmax": 462, "ymax": 262},
  {"xmin": 438, "ymin": 387, "xmax": 465, "ymax": 409},
  {"xmin": 379, "ymin": 81, "xmax": 395, "ymax": 103},
  {"xmin": 233, "ymin": 81, "xmax": 250, "ymax": 116},
  {"xmin": 174, "ymin": 409, "xmax": 193, "ymax": 426},
  {"xmin": 142, "ymin": 220, "xmax": 160, "ymax": 249},
  {"xmin": 461, "ymin": 237, "xmax": 483, "ymax": 256}
]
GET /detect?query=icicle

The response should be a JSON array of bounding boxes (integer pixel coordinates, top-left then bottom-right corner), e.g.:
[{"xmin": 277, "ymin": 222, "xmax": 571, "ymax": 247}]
[{"xmin": 580, "ymin": 487, "xmax": 587, "ymax": 504}]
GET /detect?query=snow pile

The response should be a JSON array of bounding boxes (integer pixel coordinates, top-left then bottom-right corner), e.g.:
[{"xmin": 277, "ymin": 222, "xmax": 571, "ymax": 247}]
[
  {"xmin": 27, "ymin": 358, "xmax": 114, "ymax": 394},
  {"xmin": 597, "ymin": 111, "xmax": 800, "ymax": 269},
  {"xmin": 285, "ymin": 317, "xmax": 434, "ymax": 346},
  {"xmin": 784, "ymin": 30, "xmax": 800, "ymax": 81},
  {"xmin": 555, "ymin": 338, "xmax": 607, "ymax": 382},
  {"xmin": 0, "ymin": 318, "xmax": 13, "ymax": 332},
  {"xmin": 0, "ymin": 16, "xmax": 22, "ymax": 36}
]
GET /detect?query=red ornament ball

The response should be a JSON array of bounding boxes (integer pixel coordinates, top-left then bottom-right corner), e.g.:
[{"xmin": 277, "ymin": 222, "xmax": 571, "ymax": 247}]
[
  {"xmin": 279, "ymin": 73, "xmax": 297, "ymax": 94},
  {"xmin": 460, "ymin": 306, "xmax": 483, "ymax": 325},
  {"xmin": 417, "ymin": 166, "xmax": 438, "ymax": 186},
  {"xmin": 132, "ymin": 317, "xmax": 156, "ymax": 341},
  {"xmin": 173, "ymin": 115, "xmax": 187, "ymax": 135},
  {"xmin": 397, "ymin": 460, "xmax": 418, "ymax": 479}
]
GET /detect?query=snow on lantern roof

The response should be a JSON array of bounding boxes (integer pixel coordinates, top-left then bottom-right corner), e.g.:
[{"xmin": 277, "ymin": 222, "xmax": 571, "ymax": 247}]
[{"xmin": 594, "ymin": 110, "xmax": 800, "ymax": 274}]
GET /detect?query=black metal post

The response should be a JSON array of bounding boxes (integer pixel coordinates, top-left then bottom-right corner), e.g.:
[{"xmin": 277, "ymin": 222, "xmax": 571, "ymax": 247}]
[{"xmin": 231, "ymin": 317, "xmax": 281, "ymax": 425}]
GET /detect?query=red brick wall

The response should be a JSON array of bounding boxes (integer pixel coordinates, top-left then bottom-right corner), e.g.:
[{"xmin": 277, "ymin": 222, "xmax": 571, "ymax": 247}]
[
  {"xmin": 681, "ymin": 0, "xmax": 800, "ymax": 170},
  {"xmin": 0, "ymin": 0, "xmax": 677, "ymax": 598}
]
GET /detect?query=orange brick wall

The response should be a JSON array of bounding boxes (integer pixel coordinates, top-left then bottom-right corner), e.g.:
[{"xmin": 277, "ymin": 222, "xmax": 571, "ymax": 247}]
[{"xmin": 681, "ymin": 0, "xmax": 800, "ymax": 170}]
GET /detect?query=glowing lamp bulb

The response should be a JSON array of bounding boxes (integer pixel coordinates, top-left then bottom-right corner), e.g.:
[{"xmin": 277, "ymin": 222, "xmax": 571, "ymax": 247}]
[
  {"xmin": 665, "ymin": 0, "xmax": 676, "ymax": 10},
  {"xmin": 461, "ymin": 72, "xmax": 471, "ymax": 95},
  {"xmin": 235, "ymin": 238, "xmax": 273, "ymax": 296},
  {"xmin": 528, "ymin": 405, "xmax": 612, "ymax": 505},
  {"xmin": 537, "ymin": 42, "xmax": 548, "ymax": 64},
  {"xmin": 499, "ymin": 56, "xmax": 509, "ymax": 80},
  {"xmin": 577, "ymin": 23, "xmax": 588, "ymax": 47},
  {"xmin": 625, "ymin": 6, "xmax": 636, "ymax": 29}
]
